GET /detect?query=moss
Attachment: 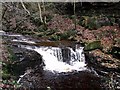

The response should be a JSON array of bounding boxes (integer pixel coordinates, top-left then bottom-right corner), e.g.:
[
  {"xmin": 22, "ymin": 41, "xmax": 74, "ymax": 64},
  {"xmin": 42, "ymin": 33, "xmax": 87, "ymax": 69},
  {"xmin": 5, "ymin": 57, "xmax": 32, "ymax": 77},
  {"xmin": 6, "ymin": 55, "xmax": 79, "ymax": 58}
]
[
  {"xmin": 2, "ymin": 46, "xmax": 19, "ymax": 80},
  {"xmin": 79, "ymin": 15, "xmax": 116, "ymax": 30},
  {"xmin": 59, "ymin": 29, "xmax": 77, "ymax": 40},
  {"xmin": 50, "ymin": 34, "xmax": 60, "ymax": 41},
  {"xmin": 36, "ymin": 32, "xmax": 45, "ymax": 37},
  {"xmin": 45, "ymin": 29, "xmax": 57, "ymax": 35},
  {"xmin": 7, "ymin": 47, "xmax": 17, "ymax": 62},
  {"xmin": 37, "ymin": 26, "xmax": 46, "ymax": 32},
  {"xmin": 21, "ymin": 31, "xmax": 34, "ymax": 35},
  {"xmin": 84, "ymin": 41, "xmax": 102, "ymax": 51},
  {"xmin": 48, "ymin": 29, "xmax": 77, "ymax": 41},
  {"xmin": 30, "ymin": 15, "xmax": 43, "ymax": 26},
  {"xmin": 2, "ymin": 73, "xmax": 11, "ymax": 80}
]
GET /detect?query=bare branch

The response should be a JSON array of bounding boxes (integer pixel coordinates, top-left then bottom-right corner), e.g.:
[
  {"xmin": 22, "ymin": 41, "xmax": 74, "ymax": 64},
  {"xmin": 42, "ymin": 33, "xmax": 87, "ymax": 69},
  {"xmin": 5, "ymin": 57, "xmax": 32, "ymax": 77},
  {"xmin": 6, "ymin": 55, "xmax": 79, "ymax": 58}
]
[{"xmin": 20, "ymin": 0, "xmax": 30, "ymax": 15}]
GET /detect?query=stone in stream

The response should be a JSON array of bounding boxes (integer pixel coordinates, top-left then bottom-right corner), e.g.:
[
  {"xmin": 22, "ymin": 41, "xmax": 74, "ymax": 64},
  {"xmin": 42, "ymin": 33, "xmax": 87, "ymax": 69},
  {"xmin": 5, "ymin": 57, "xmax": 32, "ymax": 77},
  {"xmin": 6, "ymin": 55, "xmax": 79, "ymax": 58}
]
[{"xmin": 9, "ymin": 46, "xmax": 43, "ymax": 76}]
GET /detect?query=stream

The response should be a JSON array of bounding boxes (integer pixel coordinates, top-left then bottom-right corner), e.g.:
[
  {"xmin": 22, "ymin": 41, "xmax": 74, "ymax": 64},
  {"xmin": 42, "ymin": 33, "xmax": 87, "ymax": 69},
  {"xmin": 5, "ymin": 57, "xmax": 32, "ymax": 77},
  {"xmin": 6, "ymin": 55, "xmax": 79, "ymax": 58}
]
[{"xmin": 1, "ymin": 31, "xmax": 120, "ymax": 89}]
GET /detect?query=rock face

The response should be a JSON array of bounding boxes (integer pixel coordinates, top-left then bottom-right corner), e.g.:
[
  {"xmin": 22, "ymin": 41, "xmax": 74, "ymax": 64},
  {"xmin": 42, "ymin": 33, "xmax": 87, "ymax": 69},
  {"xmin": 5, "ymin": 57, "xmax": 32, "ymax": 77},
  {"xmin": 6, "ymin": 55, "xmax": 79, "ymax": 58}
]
[
  {"xmin": 9, "ymin": 46, "xmax": 43, "ymax": 76},
  {"xmin": 85, "ymin": 49, "xmax": 120, "ymax": 72},
  {"xmin": 85, "ymin": 49, "xmax": 120, "ymax": 89}
]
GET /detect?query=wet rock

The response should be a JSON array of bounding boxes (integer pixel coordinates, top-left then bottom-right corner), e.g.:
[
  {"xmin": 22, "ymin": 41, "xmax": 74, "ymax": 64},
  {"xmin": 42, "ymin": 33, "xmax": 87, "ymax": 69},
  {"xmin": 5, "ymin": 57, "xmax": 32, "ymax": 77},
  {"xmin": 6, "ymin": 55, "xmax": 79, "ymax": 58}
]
[{"xmin": 9, "ymin": 46, "xmax": 43, "ymax": 76}]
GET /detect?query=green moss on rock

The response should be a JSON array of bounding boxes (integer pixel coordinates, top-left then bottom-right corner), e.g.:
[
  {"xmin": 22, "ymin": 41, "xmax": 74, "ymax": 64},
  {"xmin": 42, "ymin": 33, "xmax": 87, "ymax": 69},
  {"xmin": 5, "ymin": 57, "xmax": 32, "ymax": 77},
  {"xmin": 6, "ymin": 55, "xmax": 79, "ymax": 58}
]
[{"xmin": 84, "ymin": 41, "xmax": 102, "ymax": 51}]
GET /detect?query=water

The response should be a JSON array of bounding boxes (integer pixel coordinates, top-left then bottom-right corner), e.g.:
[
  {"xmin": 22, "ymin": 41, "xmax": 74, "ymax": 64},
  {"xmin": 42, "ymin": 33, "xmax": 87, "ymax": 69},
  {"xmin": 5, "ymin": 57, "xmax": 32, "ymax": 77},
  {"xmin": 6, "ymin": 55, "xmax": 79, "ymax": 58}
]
[
  {"xmin": 20, "ymin": 42, "xmax": 86, "ymax": 73},
  {"xmin": 2, "ymin": 32, "xmax": 120, "ymax": 89},
  {"xmin": 3, "ymin": 33, "xmax": 105, "ymax": 89},
  {"xmin": 4, "ymin": 33, "xmax": 86, "ymax": 73},
  {"xmin": 32, "ymin": 46, "xmax": 86, "ymax": 73}
]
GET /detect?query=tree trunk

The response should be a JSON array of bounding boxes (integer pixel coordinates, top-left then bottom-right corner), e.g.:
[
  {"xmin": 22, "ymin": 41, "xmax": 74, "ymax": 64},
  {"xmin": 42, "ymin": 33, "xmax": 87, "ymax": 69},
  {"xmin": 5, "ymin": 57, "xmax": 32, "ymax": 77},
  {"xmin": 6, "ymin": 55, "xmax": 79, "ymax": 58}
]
[
  {"xmin": 20, "ymin": 0, "xmax": 30, "ymax": 15},
  {"xmin": 42, "ymin": 0, "xmax": 46, "ymax": 24},
  {"xmin": 73, "ymin": 0, "xmax": 76, "ymax": 30},
  {"xmin": 37, "ymin": 2, "xmax": 43, "ymax": 23}
]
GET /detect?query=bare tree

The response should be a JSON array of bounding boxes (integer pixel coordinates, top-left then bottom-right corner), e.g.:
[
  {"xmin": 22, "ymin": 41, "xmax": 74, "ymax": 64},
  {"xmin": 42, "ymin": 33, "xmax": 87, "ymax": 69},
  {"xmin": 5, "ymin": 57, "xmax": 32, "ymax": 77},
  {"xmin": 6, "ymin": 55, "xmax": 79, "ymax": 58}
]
[
  {"xmin": 73, "ymin": 0, "xmax": 76, "ymax": 30},
  {"xmin": 42, "ymin": 0, "xmax": 47, "ymax": 30},
  {"xmin": 42, "ymin": 0, "xmax": 47, "ymax": 24},
  {"xmin": 37, "ymin": 1, "xmax": 47, "ymax": 25},
  {"xmin": 20, "ymin": 0, "xmax": 30, "ymax": 15},
  {"xmin": 37, "ymin": 2, "xmax": 43, "ymax": 23}
]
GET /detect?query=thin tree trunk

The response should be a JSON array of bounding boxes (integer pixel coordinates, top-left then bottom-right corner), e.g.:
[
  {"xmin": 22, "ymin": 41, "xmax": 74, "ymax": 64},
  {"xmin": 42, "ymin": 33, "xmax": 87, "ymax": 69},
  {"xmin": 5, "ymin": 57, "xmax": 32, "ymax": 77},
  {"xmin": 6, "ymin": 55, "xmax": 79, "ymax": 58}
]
[
  {"xmin": 73, "ymin": 0, "xmax": 76, "ymax": 30},
  {"xmin": 42, "ymin": 0, "xmax": 46, "ymax": 24},
  {"xmin": 20, "ymin": 0, "xmax": 30, "ymax": 15},
  {"xmin": 37, "ymin": 2, "xmax": 43, "ymax": 23}
]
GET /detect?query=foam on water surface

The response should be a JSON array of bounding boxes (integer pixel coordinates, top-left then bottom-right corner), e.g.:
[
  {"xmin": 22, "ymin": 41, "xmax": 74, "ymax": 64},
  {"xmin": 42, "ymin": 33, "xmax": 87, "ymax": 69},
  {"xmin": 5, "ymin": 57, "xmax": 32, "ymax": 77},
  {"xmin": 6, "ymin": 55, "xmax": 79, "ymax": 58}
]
[
  {"xmin": 12, "ymin": 39, "xmax": 35, "ymax": 44},
  {"xmin": 34, "ymin": 46, "xmax": 86, "ymax": 73},
  {"xmin": 6, "ymin": 33, "xmax": 86, "ymax": 73}
]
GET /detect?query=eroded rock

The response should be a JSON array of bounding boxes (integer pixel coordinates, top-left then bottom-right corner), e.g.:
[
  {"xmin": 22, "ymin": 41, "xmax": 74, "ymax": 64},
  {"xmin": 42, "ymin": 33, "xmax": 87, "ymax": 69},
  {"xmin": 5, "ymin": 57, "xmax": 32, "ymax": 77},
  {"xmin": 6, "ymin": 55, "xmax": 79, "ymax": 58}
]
[{"xmin": 8, "ymin": 46, "xmax": 43, "ymax": 76}]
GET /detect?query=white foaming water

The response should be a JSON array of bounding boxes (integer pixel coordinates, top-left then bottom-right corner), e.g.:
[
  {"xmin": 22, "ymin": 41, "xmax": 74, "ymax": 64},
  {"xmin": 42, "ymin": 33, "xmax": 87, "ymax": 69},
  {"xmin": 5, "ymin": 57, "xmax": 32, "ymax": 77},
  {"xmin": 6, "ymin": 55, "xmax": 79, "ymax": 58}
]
[
  {"xmin": 12, "ymin": 39, "xmax": 35, "ymax": 44},
  {"xmin": 4, "ymin": 33, "xmax": 35, "ymax": 44},
  {"xmin": 7, "ymin": 34, "xmax": 22, "ymax": 37},
  {"xmin": 10, "ymin": 35, "xmax": 36, "ymax": 44},
  {"xmin": 31, "ymin": 46, "xmax": 86, "ymax": 73},
  {"xmin": 4, "ymin": 33, "xmax": 86, "ymax": 73}
]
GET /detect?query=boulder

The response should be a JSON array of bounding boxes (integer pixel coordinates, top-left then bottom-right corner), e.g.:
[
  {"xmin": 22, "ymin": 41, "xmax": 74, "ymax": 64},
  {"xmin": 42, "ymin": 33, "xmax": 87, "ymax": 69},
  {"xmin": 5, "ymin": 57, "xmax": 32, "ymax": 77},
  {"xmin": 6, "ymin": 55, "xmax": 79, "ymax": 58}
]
[{"xmin": 8, "ymin": 46, "xmax": 43, "ymax": 76}]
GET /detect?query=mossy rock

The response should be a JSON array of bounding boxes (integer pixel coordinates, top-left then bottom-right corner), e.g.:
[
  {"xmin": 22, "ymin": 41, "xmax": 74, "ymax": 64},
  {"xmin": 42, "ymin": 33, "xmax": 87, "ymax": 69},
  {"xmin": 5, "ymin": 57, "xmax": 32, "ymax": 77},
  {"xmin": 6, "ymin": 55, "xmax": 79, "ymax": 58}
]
[{"xmin": 84, "ymin": 41, "xmax": 102, "ymax": 51}]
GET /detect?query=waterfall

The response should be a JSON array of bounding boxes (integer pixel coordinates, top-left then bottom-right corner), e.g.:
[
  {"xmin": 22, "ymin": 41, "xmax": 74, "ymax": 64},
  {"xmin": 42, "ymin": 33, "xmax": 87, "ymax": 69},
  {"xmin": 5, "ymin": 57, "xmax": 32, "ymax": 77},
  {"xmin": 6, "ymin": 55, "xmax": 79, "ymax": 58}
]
[
  {"xmin": 3, "ymin": 33, "xmax": 86, "ymax": 73},
  {"xmin": 32, "ymin": 45, "xmax": 86, "ymax": 73}
]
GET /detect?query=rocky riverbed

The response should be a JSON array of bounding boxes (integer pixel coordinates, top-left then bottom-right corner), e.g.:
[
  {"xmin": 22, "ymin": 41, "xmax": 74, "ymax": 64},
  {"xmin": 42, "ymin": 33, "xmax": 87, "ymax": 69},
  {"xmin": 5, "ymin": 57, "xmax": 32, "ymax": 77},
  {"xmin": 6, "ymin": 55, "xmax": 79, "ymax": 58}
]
[{"xmin": 1, "ymin": 33, "xmax": 120, "ymax": 89}]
